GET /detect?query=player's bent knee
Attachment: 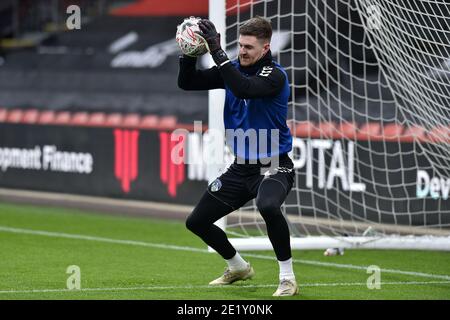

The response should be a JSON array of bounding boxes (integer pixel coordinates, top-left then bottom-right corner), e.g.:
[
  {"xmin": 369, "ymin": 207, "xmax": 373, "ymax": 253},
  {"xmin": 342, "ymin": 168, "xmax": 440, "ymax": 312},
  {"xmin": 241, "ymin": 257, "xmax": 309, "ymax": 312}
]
[
  {"xmin": 185, "ymin": 213, "xmax": 203, "ymax": 235},
  {"xmin": 256, "ymin": 197, "xmax": 280, "ymax": 218}
]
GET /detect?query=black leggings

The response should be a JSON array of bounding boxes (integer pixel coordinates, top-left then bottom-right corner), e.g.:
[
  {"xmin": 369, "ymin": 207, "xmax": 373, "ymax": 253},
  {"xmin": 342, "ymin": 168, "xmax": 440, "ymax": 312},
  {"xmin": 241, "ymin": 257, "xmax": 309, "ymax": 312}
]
[{"xmin": 186, "ymin": 177, "xmax": 292, "ymax": 261}]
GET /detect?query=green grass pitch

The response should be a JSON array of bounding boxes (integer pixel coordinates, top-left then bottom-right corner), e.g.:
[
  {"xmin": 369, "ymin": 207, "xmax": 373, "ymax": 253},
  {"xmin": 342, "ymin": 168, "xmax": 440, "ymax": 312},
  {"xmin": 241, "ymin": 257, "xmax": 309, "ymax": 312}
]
[{"xmin": 0, "ymin": 201, "xmax": 449, "ymax": 300}]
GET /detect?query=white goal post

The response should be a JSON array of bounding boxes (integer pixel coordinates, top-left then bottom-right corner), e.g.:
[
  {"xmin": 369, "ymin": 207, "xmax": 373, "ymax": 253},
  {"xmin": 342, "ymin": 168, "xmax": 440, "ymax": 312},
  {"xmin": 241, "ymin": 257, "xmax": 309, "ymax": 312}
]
[{"xmin": 208, "ymin": 0, "xmax": 450, "ymax": 251}]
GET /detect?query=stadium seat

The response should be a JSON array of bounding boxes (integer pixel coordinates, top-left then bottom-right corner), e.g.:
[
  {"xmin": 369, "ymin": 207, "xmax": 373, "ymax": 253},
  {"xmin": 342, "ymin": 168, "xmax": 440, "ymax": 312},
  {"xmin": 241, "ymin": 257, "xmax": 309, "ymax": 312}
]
[
  {"xmin": 140, "ymin": 115, "xmax": 159, "ymax": 129},
  {"xmin": 22, "ymin": 109, "xmax": 39, "ymax": 124},
  {"xmin": 158, "ymin": 116, "xmax": 177, "ymax": 129},
  {"xmin": 54, "ymin": 111, "xmax": 72, "ymax": 125},
  {"xmin": 105, "ymin": 113, "xmax": 124, "ymax": 127},
  {"xmin": 7, "ymin": 109, "xmax": 24, "ymax": 123},
  {"xmin": 0, "ymin": 108, "xmax": 7, "ymax": 122},
  {"xmin": 318, "ymin": 122, "xmax": 337, "ymax": 139},
  {"xmin": 427, "ymin": 125, "xmax": 450, "ymax": 143},
  {"xmin": 123, "ymin": 113, "xmax": 141, "ymax": 128},
  {"xmin": 71, "ymin": 112, "xmax": 89, "ymax": 125},
  {"xmin": 382, "ymin": 123, "xmax": 404, "ymax": 142},
  {"xmin": 402, "ymin": 126, "xmax": 426, "ymax": 142},
  {"xmin": 338, "ymin": 122, "xmax": 357, "ymax": 140},
  {"xmin": 37, "ymin": 110, "xmax": 56, "ymax": 124},
  {"xmin": 295, "ymin": 121, "xmax": 321, "ymax": 138},
  {"xmin": 357, "ymin": 123, "xmax": 381, "ymax": 141},
  {"xmin": 88, "ymin": 112, "xmax": 107, "ymax": 126}
]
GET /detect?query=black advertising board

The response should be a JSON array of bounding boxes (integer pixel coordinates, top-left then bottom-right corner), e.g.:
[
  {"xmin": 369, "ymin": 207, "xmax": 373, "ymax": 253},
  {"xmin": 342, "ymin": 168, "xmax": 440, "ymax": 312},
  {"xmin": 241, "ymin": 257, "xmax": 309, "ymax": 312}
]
[{"xmin": 0, "ymin": 123, "xmax": 207, "ymax": 205}]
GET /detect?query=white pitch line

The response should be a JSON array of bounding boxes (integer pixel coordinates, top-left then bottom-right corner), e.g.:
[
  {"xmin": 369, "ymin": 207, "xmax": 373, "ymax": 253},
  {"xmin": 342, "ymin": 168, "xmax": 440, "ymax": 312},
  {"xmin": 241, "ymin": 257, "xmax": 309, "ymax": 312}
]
[
  {"xmin": 0, "ymin": 281, "xmax": 449, "ymax": 295},
  {"xmin": 243, "ymin": 253, "xmax": 450, "ymax": 281},
  {"xmin": 1, "ymin": 225, "xmax": 450, "ymax": 281},
  {"xmin": 0, "ymin": 225, "xmax": 208, "ymax": 254}
]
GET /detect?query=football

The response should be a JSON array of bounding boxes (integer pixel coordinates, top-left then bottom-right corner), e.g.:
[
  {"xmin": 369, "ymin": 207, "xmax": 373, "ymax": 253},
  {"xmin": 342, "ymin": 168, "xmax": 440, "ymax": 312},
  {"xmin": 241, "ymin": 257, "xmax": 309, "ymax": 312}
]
[
  {"xmin": 323, "ymin": 248, "xmax": 345, "ymax": 256},
  {"xmin": 176, "ymin": 16, "xmax": 209, "ymax": 57}
]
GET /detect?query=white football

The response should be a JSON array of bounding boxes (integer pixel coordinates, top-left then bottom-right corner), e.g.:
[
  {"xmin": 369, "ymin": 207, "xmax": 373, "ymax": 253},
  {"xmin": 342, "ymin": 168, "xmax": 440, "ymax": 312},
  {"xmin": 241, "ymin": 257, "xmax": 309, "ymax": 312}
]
[
  {"xmin": 176, "ymin": 16, "xmax": 208, "ymax": 57},
  {"xmin": 324, "ymin": 248, "xmax": 345, "ymax": 256}
]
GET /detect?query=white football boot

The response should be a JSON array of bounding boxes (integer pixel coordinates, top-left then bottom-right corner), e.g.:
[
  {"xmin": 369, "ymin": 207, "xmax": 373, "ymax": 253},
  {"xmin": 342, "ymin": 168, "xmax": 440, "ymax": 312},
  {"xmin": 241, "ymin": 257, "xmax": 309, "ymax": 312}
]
[
  {"xmin": 209, "ymin": 263, "xmax": 255, "ymax": 285},
  {"xmin": 272, "ymin": 278, "xmax": 299, "ymax": 297}
]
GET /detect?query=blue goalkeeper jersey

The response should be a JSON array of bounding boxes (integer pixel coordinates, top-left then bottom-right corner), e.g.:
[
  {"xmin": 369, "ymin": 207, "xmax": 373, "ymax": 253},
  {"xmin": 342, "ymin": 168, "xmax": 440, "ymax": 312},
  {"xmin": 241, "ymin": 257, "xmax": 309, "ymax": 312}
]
[
  {"xmin": 178, "ymin": 50, "xmax": 293, "ymax": 161},
  {"xmin": 223, "ymin": 59, "xmax": 292, "ymax": 160}
]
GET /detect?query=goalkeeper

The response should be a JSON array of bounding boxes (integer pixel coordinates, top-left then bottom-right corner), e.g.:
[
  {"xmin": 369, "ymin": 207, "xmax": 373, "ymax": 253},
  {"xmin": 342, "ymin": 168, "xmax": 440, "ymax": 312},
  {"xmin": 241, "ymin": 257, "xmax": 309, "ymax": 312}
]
[{"xmin": 178, "ymin": 16, "xmax": 298, "ymax": 297}]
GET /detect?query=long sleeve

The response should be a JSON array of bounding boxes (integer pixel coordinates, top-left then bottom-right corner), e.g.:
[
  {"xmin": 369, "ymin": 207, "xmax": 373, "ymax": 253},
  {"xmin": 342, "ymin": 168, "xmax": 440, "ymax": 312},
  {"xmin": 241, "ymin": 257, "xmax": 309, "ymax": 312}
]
[
  {"xmin": 177, "ymin": 55, "xmax": 225, "ymax": 91},
  {"xmin": 217, "ymin": 62, "xmax": 286, "ymax": 99}
]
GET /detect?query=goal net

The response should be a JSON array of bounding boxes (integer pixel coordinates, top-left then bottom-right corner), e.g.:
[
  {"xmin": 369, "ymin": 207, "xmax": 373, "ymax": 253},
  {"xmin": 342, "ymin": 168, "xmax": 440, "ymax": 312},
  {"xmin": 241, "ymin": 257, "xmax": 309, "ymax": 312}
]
[{"xmin": 210, "ymin": 0, "xmax": 450, "ymax": 251}]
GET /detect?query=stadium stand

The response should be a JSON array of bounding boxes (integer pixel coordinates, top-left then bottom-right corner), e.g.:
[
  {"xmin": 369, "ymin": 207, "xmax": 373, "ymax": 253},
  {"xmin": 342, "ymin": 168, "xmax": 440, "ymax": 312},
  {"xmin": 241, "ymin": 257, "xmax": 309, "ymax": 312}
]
[{"xmin": 0, "ymin": 0, "xmax": 405, "ymax": 125}]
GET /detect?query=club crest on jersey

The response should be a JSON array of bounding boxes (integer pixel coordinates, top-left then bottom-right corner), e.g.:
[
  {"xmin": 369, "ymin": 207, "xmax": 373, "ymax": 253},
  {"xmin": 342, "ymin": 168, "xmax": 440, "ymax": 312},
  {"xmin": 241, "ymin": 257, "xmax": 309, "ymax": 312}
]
[
  {"xmin": 210, "ymin": 179, "xmax": 222, "ymax": 192},
  {"xmin": 259, "ymin": 66, "xmax": 273, "ymax": 77}
]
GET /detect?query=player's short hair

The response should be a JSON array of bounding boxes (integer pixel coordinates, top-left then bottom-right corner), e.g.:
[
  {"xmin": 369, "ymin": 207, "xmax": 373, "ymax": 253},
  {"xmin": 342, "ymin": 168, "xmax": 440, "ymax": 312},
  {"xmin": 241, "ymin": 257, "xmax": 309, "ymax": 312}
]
[{"xmin": 239, "ymin": 16, "xmax": 272, "ymax": 42}]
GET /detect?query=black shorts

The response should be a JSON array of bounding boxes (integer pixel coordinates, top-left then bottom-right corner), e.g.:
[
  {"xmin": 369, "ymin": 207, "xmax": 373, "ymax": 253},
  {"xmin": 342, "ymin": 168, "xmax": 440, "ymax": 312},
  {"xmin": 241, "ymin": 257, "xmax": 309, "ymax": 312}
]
[{"xmin": 206, "ymin": 154, "xmax": 295, "ymax": 210}]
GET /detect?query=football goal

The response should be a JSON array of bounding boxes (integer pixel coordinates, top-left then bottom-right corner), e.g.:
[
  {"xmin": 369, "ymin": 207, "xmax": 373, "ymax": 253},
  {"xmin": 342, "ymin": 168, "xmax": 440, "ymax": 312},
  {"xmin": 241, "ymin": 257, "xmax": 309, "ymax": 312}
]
[{"xmin": 207, "ymin": 0, "xmax": 450, "ymax": 251}]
